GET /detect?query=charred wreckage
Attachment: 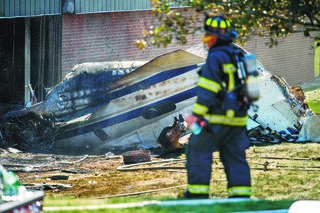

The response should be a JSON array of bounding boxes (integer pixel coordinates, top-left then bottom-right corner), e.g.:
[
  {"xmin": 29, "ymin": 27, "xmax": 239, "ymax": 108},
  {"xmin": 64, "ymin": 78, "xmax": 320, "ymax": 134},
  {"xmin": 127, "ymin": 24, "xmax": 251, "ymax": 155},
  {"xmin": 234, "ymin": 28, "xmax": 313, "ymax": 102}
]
[{"xmin": 0, "ymin": 45, "xmax": 317, "ymax": 154}]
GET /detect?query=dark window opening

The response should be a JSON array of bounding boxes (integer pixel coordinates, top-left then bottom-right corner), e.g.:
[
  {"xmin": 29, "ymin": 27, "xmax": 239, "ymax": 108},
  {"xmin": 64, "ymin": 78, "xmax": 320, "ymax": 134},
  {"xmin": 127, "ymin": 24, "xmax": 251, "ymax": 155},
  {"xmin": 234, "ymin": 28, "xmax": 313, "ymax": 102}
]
[
  {"xmin": 0, "ymin": 16, "xmax": 61, "ymax": 111},
  {"xmin": 142, "ymin": 101, "xmax": 176, "ymax": 120}
]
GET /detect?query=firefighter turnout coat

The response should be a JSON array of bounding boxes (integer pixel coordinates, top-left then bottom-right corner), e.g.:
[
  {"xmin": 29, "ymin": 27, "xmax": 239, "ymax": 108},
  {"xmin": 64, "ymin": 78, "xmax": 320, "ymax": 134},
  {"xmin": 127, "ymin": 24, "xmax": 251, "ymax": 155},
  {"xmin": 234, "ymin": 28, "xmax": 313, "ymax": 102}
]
[{"xmin": 186, "ymin": 42, "xmax": 252, "ymax": 198}]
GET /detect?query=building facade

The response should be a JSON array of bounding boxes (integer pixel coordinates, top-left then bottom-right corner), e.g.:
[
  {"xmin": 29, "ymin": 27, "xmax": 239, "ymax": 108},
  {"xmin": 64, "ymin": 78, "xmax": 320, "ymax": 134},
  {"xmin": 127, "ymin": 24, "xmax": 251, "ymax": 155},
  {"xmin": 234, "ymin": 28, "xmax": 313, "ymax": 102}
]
[
  {"xmin": 61, "ymin": 10, "xmax": 201, "ymax": 78},
  {"xmin": 0, "ymin": 0, "xmax": 317, "ymax": 107},
  {"xmin": 243, "ymin": 33, "xmax": 316, "ymax": 86}
]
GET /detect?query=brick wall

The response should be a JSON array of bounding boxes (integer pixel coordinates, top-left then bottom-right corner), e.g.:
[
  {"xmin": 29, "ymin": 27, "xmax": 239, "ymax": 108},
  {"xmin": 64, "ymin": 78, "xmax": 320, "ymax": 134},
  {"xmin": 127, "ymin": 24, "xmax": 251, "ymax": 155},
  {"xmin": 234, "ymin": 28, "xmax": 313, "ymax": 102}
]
[
  {"xmin": 61, "ymin": 10, "xmax": 203, "ymax": 78},
  {"xmin": 242, "ymin": 33, "xmax": 315, "ymax": 86},
  {"xmin": 62, "ymin": 10, "xmax": 315, "ymax": 85}
]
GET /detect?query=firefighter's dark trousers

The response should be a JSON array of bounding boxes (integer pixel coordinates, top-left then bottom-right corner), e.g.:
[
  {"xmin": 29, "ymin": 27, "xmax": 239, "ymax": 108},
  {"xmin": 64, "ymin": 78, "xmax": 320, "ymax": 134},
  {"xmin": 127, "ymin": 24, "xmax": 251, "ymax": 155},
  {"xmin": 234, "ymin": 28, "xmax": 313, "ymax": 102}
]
[{"xmin": 186, "ymin": 125, "xmax": 252, "ymax": 198}]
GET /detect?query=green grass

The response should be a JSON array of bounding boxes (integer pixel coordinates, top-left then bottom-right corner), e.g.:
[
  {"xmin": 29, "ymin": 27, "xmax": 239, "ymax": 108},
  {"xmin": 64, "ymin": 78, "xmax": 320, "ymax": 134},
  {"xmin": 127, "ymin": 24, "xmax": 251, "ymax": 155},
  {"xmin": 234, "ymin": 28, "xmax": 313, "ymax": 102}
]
[
  {"xmin": 44, "ymin": 199, "xmax": 294, "ymax": 213},
  {"xmin": 304, "ymin": 87, "xmax": 320, "ymax": 113},
  {"xmin": 44, "ymin": 196, "xmax": 174, "ymax": 207},
  {"xmin": 308, "ymin": 100, "xmax": 320, "ymax": 114}
]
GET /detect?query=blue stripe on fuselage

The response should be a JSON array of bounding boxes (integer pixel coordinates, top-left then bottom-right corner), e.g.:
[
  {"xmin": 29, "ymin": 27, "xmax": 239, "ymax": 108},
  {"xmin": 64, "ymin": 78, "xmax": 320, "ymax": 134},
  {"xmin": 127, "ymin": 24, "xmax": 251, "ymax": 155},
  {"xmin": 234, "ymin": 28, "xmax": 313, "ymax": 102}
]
[
  {"xmin": 105, "ymin": 64, "xmax": 198, "ymax": 100},
  {"xmin": 57, "ymin": 87, "xmax": 196, "ymax": 140},
  {"xmin": 55, "ymin": 64, "xmax": 199, "ymax": 121},
  {"xmin": 57, "ymin": 64, "xmax": 199, "ymax": 140}
]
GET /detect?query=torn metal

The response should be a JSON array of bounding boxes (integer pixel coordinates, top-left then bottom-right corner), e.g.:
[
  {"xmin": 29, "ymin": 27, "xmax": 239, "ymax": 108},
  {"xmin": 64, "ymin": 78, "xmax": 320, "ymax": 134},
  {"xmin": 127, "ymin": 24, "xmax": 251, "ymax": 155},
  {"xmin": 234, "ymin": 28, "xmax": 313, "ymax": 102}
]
[
  {"xmin": 0, "ymin": 45, "xmax": 316, "ymax": 154},
  {"xmin": 246, "ymin": 67, "xmax": 314, "ymax": 144},
  {"xmin": 1, "ymin": 50, "xmax": 203, "ymax": 154}
]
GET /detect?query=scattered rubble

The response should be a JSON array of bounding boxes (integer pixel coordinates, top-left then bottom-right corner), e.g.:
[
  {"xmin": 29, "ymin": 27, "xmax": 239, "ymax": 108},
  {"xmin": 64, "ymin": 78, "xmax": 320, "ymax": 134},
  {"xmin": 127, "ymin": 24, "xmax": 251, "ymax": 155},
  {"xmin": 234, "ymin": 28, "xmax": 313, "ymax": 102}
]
[{"xmin": 0, "ymin": 111, "xmax": 57, "ymax": 152}]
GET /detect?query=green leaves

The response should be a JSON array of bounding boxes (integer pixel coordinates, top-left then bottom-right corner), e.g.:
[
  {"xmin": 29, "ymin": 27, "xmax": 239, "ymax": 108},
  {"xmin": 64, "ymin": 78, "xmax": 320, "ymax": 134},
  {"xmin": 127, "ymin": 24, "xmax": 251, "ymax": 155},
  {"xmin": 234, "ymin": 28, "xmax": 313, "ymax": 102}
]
[{"xmin": 135, "ymin": 0, "xmax": 320, "ymax": 49}]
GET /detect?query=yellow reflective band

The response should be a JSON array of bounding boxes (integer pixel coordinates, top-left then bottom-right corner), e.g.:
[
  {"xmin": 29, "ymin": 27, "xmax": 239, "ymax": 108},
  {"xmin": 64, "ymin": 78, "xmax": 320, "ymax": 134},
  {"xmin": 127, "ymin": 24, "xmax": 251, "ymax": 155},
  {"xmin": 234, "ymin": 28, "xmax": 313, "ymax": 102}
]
[
  {"xmin": 226, "ymin": 109, "xmax": 235, "ymax": 118},
  {"xmin": 220, "ymin": 20, "xmax": 227, "ymax": 29},
  {"xmin": 223, "ymin": 64, "xmax": 236, "ymax": 91},
  {"xmin": 187, "ymin": 184, "xmax": 210, "ymax": 194},
  {"xmin": 226, "ymin": 20, "xmax": 231, "ymax": 27},
  {"xmin": 211, "ymin": 19, "xmax": 218, "ymax": 27},
  {"xmin": 193, "ymin": 103, "xmax": 208, "ymax": 116},
  {"xmin": 206, "ymin": 18, "xmax": 212, "ymax": 26},
  {"xmin": 204, "ymin": 114, "xmax": 248, "ymax": 126},
  {"xmin": 228, "ymin": 186, "xmax": 252, "ymax": 197},
  {"xmin": 198, "ymin": 77, "xmax": 221, "ymax": 93},
  {"xmin": 223, "ymin": 63, "xmax": 236, "ymax": 73}
]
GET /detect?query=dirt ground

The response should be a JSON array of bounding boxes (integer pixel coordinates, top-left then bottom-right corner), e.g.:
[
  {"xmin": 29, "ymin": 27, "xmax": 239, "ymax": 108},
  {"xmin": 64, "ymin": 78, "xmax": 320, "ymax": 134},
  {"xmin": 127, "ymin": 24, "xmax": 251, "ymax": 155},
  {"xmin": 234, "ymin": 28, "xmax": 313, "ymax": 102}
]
[
  {"xmin": 2, "ymin": 131, "xmax": 320, "ymax": 202},
  {"xmin": 0, "ymin": 145, "xmax": 189, "ymax": 200}
]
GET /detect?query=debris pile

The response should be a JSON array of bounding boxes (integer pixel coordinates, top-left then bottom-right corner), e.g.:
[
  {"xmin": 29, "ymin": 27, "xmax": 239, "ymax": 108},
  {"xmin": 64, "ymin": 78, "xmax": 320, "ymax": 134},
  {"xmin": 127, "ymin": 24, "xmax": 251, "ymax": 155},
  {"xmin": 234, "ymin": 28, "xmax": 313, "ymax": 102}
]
[
  {"xmin": 0, "ymin": 61, "xmax": 146, "ymax": 153},
  {"xmin": 0, "ymin": 46, "xmax": 318, "ymax": 154},
  {"xmin": 246, "ymin": 73, "xmax": 314, "ymax": 144},
  {"xmin": 5, "ymin": 61, "xmax": 145, "ymax": 123},
  {"xmin": 270, "ymin": 75, "xmax": 313, "ymax": 118},
  {"xmin": 0, "ymin": 111, "xmax": 57, "ymax": 152}
]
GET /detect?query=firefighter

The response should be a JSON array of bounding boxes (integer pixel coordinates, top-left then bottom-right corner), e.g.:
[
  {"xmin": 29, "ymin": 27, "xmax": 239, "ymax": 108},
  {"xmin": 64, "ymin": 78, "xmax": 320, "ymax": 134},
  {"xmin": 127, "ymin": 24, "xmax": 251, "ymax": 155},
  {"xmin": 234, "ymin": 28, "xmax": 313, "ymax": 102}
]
[{"xmin": 179, "ymin": 15, "xmax": 252, "ymax": 199}]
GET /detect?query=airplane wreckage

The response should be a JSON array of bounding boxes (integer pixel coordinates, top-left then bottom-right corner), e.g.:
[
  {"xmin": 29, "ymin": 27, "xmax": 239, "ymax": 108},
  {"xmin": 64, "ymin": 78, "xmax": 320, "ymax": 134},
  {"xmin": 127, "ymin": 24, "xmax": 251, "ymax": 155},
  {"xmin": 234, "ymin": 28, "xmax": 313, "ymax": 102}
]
[{"xmin": 0, "ymin": 44, "xmax": 317, "ymax": 154}]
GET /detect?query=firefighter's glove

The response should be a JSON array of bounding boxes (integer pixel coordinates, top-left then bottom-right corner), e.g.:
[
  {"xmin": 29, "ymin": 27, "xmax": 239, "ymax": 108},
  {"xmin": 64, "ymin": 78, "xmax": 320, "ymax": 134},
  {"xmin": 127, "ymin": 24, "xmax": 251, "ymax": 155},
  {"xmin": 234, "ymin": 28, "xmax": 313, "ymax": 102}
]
[
  {"xmin": 223, "ymin": 91, "xmax": 240, "ymax": 111},
  {"xmin": 185, "ymin": 114, "xmax": 199, "ymax": 127}
]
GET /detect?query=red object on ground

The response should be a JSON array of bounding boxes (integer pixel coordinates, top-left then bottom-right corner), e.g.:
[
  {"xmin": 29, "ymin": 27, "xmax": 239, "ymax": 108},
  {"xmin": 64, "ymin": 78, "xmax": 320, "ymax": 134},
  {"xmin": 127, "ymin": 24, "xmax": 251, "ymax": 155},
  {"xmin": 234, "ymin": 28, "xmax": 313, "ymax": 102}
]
[{"xmin": 122, "ymin": 150, "xmax": 151, "ymax": 164}]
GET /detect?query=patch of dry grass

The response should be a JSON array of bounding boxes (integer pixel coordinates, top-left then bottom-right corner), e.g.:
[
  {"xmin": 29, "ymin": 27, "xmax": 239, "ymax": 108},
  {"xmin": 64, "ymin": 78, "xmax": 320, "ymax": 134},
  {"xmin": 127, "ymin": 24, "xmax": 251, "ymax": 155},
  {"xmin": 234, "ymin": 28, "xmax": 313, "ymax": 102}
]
[{"xmin": 29, "ymin": 142, "xmax": 320, "ymax": 204}]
